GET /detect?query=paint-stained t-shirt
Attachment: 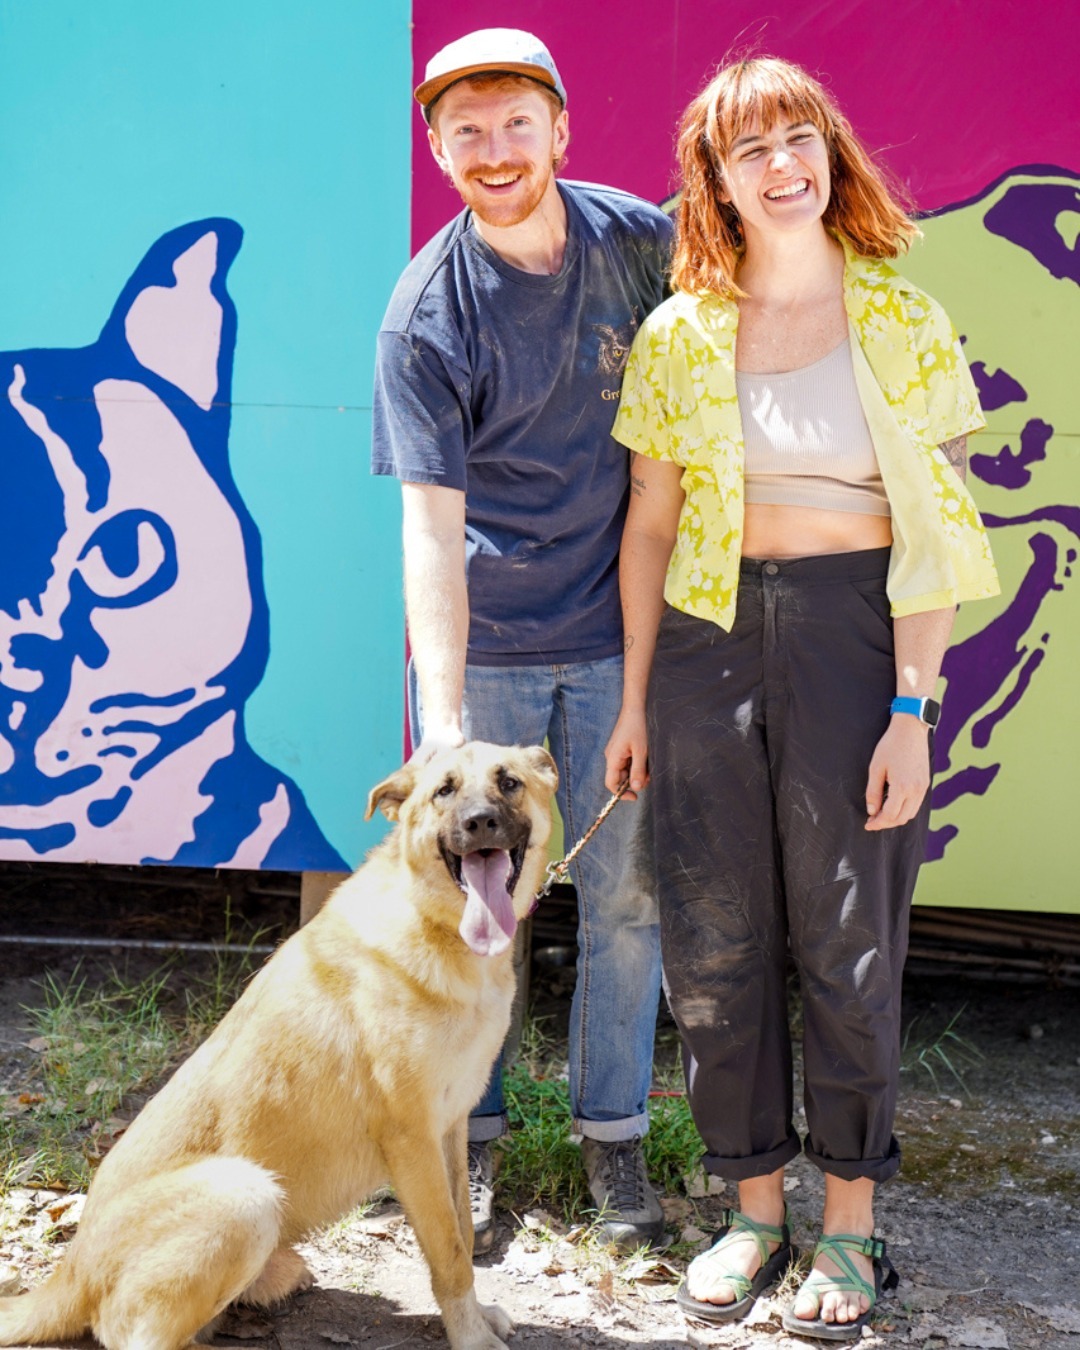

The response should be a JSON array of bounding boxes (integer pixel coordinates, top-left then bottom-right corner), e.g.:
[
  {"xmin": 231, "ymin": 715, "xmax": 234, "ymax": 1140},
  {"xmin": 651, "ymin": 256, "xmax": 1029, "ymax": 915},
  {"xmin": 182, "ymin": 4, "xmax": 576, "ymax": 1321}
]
[{"xmin": 372, "ymin": 181, "xmax": 672, "ymax": 665}]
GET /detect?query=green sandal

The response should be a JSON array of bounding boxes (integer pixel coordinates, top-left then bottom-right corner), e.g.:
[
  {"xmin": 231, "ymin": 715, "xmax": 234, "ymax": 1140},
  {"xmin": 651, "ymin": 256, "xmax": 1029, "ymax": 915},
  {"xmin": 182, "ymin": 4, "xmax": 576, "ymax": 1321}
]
[
  {"xmin": 676, "ymin": 1206, "xmax": 795, "ymax": 1324},
  {"xmin": 782, "ymin": 1232, "xmax": 899, "ymax": 1342}
]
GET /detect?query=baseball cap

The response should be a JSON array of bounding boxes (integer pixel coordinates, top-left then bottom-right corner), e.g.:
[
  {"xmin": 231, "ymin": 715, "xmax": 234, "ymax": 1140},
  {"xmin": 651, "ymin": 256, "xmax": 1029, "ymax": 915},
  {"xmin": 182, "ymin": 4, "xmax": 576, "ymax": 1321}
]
[{"xmin": 415, "ymin": 28, "xmax": 567, "ymax": 122}]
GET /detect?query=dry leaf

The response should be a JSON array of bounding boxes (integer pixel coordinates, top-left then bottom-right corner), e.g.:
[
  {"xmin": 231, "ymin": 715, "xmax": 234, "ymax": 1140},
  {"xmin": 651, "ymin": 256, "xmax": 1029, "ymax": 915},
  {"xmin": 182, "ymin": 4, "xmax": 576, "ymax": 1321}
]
[
  {"xmin": 46, "ymin": 1195, "xmax": 80, "ymax": 1223},
  {"xmin": 26, "ymin": 1037, "xmax": 48, "ymax": 1052},
  {"xmin": 595, "ymin": 1269, "xmax": 615, "ymax": 1309}
]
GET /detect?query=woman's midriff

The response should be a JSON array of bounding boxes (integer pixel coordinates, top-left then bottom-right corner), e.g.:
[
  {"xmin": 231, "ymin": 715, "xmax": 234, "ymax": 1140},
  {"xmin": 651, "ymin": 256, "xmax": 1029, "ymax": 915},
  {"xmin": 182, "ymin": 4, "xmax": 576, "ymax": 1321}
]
[{"xmin": 741, "ymin": 502, "xmax": 893, "ymax": 560}]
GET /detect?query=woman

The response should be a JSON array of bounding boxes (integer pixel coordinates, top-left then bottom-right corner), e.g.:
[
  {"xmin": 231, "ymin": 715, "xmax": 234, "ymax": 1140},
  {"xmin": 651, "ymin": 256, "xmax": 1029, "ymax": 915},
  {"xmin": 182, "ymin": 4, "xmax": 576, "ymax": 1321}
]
[{"xmin": 604, "ymin": 59, "xmax": 998, "ymax": 1339}]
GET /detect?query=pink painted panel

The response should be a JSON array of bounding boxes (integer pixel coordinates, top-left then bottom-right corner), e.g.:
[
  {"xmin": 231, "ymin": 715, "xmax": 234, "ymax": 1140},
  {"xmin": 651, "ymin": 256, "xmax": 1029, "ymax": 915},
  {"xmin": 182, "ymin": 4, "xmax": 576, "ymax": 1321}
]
[{"xmin": 412, "ymin": 0, "xmax": 1080, "ymax": 247}]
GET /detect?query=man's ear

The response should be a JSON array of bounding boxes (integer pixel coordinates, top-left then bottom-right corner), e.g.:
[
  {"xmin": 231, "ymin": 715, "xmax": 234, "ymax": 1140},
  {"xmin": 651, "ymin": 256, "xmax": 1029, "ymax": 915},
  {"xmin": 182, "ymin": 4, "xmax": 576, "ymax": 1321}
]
[
  {"xmin": 553, "ymin": 108, "xmax": 570, "ymax": 165},
  {"xmin": 365, "ymin": 765, "xmax": 416, "ymax": 822},
  {"xmin": 427, "ymin": 126, "xmax": 450, "ymax": 176}
]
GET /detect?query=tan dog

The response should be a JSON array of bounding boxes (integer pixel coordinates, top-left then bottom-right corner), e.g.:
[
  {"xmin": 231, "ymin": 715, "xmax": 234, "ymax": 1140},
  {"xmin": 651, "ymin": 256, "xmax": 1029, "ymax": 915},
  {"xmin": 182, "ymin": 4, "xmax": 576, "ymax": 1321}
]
[{"xmin": 0, "ymin": 741, "xmax": 557, "ymax": 1350}]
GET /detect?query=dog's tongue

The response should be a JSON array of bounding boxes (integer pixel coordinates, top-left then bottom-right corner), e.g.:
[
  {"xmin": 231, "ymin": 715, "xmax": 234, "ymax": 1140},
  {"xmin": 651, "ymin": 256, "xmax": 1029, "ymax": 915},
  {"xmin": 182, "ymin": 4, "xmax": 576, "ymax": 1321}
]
[{"xmin": 459, "ymin": 850, "xmax": 516, "ymax": 957}]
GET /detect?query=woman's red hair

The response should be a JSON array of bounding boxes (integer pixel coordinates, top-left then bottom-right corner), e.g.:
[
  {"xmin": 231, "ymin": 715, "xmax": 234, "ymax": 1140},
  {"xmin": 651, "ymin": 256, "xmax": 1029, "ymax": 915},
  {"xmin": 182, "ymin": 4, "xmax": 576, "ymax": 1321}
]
[{"xmin": 672, "ymin": 57, "xmax": 919, "ymax": 298}]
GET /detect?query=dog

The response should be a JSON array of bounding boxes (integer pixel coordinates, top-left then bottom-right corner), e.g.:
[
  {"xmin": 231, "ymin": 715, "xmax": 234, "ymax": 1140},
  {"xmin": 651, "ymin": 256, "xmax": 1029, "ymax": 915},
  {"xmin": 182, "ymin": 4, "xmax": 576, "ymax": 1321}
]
[{"xmin": 0, "ymin": 740, "xmax": 557, "ymax": 1350}]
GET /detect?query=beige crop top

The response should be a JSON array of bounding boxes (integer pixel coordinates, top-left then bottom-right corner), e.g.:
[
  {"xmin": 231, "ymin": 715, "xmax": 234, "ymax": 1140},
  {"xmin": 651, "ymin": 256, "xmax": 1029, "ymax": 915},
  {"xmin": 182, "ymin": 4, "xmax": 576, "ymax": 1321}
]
[{"xmin": 736, "ymin": 339, "xmax": 890, "ymax": 516}]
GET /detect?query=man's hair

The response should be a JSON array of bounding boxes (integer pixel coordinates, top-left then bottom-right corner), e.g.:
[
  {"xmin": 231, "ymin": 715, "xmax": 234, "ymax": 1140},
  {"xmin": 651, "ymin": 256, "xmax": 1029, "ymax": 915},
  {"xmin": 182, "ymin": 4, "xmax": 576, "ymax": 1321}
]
[
  {"xmin": 672, "ymin": 57, "xmax": 918, "ymax": 298},
  {"xmin": 428, "ymin": 71, "xmax": 565, "ymax": 132}
]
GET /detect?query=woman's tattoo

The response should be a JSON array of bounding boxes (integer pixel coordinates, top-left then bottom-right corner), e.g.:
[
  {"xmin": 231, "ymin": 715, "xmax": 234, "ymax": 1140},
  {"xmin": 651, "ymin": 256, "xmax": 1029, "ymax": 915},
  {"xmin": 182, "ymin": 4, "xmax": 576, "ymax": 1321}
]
[
  {"xmin": 624, "ymin": 635, "xmax": 635, "ymax": 653},
  {"xmin": 631, "ymin": 473, "xmax": 647, "ymax": 497},
  {"xmin": 940, "ymin": 435, "xmax": 968, "ymax": 482}
]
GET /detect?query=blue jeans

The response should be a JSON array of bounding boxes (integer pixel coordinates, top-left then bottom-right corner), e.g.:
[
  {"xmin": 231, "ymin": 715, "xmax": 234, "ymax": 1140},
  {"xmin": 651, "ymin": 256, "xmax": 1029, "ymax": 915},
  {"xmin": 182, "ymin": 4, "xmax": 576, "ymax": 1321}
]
[{"xmin": 410, "ymin": 655, "xmax": 661, "ymax": 1143}]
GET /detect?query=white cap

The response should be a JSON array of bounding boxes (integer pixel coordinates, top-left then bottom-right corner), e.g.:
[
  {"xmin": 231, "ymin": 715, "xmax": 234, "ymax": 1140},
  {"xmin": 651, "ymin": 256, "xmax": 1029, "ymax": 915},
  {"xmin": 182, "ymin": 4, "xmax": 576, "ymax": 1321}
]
[{"xmin": 415, "ymin": 28, "xmax": 566, "ymax": 122}]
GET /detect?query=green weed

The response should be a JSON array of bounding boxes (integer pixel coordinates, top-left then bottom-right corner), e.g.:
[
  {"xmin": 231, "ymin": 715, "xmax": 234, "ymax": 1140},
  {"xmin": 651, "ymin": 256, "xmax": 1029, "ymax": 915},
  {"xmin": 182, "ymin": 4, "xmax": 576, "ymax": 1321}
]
[{"xmin": 900, "ymin": 1006, "xmax": 983, "ymax": 1092}]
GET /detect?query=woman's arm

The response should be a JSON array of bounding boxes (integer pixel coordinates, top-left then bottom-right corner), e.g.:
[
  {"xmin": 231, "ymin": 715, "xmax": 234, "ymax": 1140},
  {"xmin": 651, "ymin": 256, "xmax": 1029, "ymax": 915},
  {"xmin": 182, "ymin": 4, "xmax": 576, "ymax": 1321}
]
[
  {"xmin": 864, "ymin": 605, "xmax": 956, "ymax": 831},
  {"xmin": 604, "ymin": 454, "xmax": 685, "ymax": 798}
]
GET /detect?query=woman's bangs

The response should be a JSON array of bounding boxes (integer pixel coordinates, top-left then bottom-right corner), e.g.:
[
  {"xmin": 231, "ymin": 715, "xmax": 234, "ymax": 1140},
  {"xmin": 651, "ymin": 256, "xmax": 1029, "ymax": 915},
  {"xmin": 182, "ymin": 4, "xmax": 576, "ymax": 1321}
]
[{"xmin": 720, "ymin": 67, "xmax": 830, "ymax": 152}]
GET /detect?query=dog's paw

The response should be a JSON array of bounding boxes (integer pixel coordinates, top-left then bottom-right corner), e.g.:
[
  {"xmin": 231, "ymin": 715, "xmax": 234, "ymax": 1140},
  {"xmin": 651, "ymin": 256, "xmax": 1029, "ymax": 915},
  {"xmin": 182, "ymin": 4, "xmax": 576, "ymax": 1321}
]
[
  {"xmin": 480, "ymin": 1302, "xmax": 514, "ymax": 1340},
  {"xmin": 443, "ymin": 1298, "xmax": 513, "ymax": 1349}
]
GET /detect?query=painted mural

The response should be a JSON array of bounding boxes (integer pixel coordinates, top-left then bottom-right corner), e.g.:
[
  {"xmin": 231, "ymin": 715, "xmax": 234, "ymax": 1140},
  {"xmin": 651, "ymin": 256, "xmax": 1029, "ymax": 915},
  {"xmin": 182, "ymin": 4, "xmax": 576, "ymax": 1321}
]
[
  {"xmin": 0, "ymin": 1, "xmax": 1074, "ymax": 899},
  {"xmin": 906, "ymin": 170, "xmax": 1080, "ymax": 910},
  {"xmin": 410, "ymin": 3, "xmax": 1079, "ymax": 910},
  {"xmin": 0, "ymin": 1, "xmax": 412, "ymax": 872},
  {"xmin": 0, "ymin": 222, "xmax": 347, "ymax": 870}
]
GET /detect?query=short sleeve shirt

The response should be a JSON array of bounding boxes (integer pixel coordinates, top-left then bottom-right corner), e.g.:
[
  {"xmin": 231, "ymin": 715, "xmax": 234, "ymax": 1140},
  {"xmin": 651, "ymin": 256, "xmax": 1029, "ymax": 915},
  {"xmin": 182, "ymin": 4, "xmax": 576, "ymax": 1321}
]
[
  {"xmin": 372, "ymin": 181, "xmax": 672, "ymax": 665},
  {"xmin": 613, "ymin": 251, "xmax": 998, "ymax": 629}
]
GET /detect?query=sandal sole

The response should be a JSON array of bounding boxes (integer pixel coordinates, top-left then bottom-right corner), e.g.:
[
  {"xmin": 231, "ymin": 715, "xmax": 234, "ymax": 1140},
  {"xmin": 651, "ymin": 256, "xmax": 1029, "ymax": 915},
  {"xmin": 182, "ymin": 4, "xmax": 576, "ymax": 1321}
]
[
  {"xmin": 677, "ymin": 1242, "xmax": 795, "ymax": 1324},
  {"xmin": 782, "ymin": 1250, "xmax": 893, "ymax": 1341}
]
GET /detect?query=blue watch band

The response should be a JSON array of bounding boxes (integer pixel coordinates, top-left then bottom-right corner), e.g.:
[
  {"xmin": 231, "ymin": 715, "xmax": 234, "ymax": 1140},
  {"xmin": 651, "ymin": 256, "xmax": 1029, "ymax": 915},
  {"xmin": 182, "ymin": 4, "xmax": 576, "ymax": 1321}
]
[{"xmin": 890, "ymin": 695, "xmax": 940, "ymax": 727}]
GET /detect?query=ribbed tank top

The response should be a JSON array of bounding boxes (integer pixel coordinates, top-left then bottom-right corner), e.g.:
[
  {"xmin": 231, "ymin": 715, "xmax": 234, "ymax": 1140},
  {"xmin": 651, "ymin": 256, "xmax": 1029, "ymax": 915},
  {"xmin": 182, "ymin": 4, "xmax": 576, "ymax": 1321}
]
[{"xmin": 736, "ymin": 339, "xmax": 889, "ymax": 516}]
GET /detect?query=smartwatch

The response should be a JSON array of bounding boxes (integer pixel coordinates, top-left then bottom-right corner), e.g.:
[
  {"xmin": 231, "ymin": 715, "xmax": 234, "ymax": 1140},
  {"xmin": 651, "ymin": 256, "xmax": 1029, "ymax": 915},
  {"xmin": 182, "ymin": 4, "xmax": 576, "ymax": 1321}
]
[{"xmin": 890, "ymin": 695, "xmax": 941, "ymax": 728}]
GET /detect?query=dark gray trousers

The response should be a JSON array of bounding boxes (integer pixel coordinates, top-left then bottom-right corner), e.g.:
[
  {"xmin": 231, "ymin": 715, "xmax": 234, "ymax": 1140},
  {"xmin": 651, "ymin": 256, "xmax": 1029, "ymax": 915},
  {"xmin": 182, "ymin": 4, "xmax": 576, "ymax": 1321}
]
[{"xmin": 648, "ymin": 548, "xmax": 930, "ymax": 1184}]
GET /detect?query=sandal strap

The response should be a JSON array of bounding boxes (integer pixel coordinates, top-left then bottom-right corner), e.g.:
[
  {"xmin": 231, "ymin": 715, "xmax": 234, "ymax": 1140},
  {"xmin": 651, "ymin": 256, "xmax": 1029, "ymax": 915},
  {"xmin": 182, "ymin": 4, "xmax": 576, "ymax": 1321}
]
[
  {"xmin": 801, "ymin": 1232, "xmax": 894, "ymax": 1311},
  {"xmin": 710, "ymin": 1205, "xmax": 790, "ymax": 1266},
  {"xmin": 693, "ymin": 1205, "xmax": 790, "ymax": 1299}
]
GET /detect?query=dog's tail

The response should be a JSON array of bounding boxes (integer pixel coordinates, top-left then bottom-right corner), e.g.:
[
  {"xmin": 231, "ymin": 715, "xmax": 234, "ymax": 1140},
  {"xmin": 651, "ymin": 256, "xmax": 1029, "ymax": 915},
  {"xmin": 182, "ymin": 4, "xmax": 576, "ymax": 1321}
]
[{"xmin": 0, "ymin": 1260, "xmax": 88, "ymax": 1346}]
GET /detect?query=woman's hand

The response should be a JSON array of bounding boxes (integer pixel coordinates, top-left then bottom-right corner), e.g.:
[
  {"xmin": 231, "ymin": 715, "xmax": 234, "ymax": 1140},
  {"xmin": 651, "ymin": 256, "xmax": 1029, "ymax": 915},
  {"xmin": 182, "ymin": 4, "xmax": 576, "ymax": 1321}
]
[
  {"xmin": 604, "ymin": 707, "xmax": 650, "ymax": 800},
  {"xmin": 864, "ymin": 718, "xmax": 932, "ymax": 830}
]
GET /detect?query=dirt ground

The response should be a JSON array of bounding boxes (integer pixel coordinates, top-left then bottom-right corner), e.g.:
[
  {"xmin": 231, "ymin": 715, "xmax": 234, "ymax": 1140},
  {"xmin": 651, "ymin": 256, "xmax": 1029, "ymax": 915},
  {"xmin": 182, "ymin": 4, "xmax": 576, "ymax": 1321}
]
[{"xmin": 0, "ymin": 868, "xmax": 1077, "ymax": 1350}]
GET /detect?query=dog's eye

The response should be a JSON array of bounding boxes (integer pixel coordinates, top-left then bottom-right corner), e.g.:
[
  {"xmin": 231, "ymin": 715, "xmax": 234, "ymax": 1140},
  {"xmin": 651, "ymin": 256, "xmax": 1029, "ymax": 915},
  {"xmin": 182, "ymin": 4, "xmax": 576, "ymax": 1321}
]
[
  {"xmin": 499, "ymin": 775, "xmax": 522, "ymax": 794},
  {"xmin": 434, "ymin": 781, "xmax": 456, "ymax": 799}
]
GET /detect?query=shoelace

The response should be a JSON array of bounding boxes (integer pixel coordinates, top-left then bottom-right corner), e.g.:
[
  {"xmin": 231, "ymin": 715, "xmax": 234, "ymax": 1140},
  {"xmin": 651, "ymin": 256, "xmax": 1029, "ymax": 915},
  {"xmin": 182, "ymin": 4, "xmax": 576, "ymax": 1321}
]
[
  {"xmin": 467, "ymin": 1144, "xmax": 490, "ymax": 1205},
  {"xmin": 597, "ymin": 1138, "xmax": 648, "ymax": 1210}
]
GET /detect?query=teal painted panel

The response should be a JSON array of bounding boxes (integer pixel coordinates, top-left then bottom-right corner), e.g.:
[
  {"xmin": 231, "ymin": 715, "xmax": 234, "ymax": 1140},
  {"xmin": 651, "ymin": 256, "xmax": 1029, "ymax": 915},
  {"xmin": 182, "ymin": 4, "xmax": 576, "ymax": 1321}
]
[{"xmin": 0, "ymin": 0, "xmax": 410, "ymax": 868}]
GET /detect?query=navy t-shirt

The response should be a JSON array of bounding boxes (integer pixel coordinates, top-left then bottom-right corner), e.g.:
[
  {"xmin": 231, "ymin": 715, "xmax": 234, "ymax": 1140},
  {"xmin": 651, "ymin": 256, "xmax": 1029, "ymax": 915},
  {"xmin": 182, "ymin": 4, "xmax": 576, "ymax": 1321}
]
[{"xmin": 371, "ymin": 181, "xmax": 672, "ymax": 666}]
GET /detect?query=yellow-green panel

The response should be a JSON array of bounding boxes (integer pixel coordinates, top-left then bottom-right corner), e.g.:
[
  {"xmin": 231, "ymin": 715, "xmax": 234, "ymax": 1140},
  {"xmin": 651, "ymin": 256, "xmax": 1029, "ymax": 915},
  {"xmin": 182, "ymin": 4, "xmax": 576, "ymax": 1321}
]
[{"xmin": 907, "ymin": 171, "xmax": 1080, "ymax": 912}]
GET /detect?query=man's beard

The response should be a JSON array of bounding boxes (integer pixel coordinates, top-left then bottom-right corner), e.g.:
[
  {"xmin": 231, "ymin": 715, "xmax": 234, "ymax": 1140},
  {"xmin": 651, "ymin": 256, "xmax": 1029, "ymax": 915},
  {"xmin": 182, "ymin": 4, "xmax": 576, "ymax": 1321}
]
[{"xmin": 458, "ymin": 159, "xmax": 552, "ymax": 229}]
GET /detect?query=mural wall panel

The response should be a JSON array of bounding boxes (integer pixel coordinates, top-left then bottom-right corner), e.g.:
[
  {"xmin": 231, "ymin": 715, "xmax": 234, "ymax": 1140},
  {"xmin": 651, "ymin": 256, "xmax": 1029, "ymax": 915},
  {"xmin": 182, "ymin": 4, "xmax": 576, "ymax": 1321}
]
[{"xmin": 0, "ymin": 0, "xmax": 412, "ymax": 870}]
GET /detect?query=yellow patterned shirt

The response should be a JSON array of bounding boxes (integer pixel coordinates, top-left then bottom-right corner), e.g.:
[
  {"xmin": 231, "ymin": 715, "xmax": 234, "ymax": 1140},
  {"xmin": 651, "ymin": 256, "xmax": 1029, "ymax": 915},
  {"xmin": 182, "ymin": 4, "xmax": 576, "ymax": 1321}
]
[{"xmin": 613, "ymin": 250, "xmax": 1000, "ymax": 630}]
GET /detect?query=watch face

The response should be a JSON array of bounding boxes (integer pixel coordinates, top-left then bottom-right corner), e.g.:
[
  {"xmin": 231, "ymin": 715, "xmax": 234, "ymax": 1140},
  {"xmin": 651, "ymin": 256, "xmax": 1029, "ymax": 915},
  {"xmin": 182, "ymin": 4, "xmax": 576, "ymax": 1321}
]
[{"xmin": 922, "ymin": 698, "xmax": 942, "ymax": 728}]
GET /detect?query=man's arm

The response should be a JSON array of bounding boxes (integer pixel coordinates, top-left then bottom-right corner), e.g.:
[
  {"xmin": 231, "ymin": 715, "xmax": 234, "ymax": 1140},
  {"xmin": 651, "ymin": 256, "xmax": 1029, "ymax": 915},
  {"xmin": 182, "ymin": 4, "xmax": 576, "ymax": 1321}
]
[{"xmin": 401, "ymin": 482, "xmax": 468, "ymax": 762}]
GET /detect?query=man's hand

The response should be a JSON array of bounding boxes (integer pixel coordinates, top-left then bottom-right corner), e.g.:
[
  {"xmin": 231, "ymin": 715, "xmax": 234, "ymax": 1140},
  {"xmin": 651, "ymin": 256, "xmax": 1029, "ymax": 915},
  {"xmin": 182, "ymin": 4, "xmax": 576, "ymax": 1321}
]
[
  {"xmin": 409, "ymin": 723, "xmax": 466, "ymax": 767},
  {"xmin": 864, "ymin": 717, "xmax": 932, "ymax": 831},
  {"xmin": 604, "ymin": 708, "xmax": 649, "ymax": 800}
]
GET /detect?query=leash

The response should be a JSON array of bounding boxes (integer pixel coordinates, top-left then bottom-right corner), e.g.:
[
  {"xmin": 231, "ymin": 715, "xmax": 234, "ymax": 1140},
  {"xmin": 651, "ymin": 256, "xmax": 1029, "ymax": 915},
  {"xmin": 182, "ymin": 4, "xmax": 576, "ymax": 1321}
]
[{"xmin": 528, "ymin": 779, "xmax": 631, "ymax": 914}]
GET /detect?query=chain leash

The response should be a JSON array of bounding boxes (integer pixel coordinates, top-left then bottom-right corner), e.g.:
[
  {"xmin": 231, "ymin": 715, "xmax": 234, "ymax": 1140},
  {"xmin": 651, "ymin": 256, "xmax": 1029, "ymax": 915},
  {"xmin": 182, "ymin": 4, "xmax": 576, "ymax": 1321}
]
[{"xmin": 528, "ymin": 779, "xmax": 630, "ymax": 914}]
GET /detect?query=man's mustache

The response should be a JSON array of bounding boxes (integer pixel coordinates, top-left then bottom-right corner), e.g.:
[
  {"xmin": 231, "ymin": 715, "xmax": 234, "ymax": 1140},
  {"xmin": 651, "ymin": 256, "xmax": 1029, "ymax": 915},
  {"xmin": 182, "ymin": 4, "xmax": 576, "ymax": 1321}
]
[{"xmin": 464, "ymin": 162, "xmax": 532, "ymax": 183}]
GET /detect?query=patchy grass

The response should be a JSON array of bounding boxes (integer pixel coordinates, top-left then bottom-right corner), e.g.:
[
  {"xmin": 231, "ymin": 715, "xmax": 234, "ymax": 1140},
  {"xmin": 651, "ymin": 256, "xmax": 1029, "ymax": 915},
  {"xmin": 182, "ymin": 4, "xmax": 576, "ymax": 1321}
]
[
  {"xmin": 497, "ymin": 1015, "xmax": 702, "ymax": 1230},
  {"xmin": 1, "ymin": 937, "xmax": 265, "ymax": 1194}
]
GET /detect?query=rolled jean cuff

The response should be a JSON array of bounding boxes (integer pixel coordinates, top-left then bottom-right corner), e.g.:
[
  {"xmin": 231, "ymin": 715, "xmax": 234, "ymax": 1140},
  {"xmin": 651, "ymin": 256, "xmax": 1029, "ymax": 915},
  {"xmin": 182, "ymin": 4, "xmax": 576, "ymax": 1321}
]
[
  {"xmin": 573, "ymin": 1110, "xmax": 650, "ymax": 1143},
  {"xmin": 702, "ymin": 1131, "xmax": 802, "ymax": 1181},
  {"xmin": 803, "ymin": 1136, "xmax": 902, "ymax": 1184},
  {"xmin": 468, "ymin": 1113, "xmax": 509, "ymax": 1144}
]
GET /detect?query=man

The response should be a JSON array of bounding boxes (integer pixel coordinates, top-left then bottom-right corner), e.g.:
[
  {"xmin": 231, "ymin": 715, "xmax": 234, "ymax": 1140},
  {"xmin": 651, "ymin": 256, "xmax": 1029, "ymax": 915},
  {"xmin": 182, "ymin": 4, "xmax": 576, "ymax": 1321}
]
[{"xmin": 371, "ymin": 28, "xmax": 671, "ymax": 1253}]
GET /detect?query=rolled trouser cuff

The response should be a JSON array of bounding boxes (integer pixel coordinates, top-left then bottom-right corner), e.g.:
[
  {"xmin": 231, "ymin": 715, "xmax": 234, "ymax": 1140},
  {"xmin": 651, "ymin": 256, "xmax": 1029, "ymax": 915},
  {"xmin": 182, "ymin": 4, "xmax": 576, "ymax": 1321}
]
[
  {"xmin": 467, "ymin": 1113, "xmax": 509, "ymax": 1144},
  {"xmin": 701, "ymin": 1130, "xmax": 802, "ymax": 1182},
  {"xmin": 804, "ymin": 1135, "xmax": 901, "ymax": 1184},
  {"xmin": 574, "ymin": 1111, "xmax": 650, "ymax": 1143}
]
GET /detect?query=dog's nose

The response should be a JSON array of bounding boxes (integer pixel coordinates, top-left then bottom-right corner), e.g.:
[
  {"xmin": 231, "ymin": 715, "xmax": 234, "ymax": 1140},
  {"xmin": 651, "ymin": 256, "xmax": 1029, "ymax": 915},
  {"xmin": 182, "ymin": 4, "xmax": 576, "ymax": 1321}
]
[{"xmin": 462, "ymin": 808, "xmax": 501, "ymax": 840}]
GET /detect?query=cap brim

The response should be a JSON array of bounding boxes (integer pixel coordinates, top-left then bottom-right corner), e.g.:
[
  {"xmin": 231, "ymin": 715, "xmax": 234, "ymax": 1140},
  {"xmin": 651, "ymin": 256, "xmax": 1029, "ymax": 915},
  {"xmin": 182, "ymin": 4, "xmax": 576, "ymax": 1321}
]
[{"xmin": 415, "ymin": 62, "xmax": 560, "ymax": 111}]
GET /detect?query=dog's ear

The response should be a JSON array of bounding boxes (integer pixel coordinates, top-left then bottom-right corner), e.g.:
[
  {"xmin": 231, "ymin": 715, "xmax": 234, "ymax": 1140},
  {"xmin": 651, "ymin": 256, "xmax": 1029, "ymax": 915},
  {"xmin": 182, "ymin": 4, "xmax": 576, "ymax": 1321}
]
[
  {"xmin": 365, "ymin": 766, "xmax": 416, "ymax": 822},
  {"xmin": 521, "ymin": 745, "xmax": 559, "ymax": 794}
]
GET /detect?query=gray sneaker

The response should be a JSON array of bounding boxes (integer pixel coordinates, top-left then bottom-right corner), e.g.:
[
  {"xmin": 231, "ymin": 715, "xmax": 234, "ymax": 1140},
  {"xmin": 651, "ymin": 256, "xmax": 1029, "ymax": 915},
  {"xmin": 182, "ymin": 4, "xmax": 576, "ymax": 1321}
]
[
  {"xmin": 467, "ymin": 1140, "xmax": 496, "ymax": 1254},
  {"xmin": 581, "ymin": 1135, "xmax": 666, "ymax": 1250}
]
